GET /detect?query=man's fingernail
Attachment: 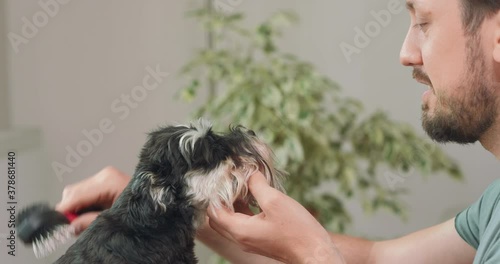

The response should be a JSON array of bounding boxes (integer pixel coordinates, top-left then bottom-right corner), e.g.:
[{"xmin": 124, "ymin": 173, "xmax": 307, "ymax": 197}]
[{"xmin": 71, "ymin": 224, "xmax": 83, "ymax": 235}]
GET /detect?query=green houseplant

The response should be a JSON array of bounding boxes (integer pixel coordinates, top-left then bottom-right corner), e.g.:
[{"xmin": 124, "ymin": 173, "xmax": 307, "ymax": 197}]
[{"xmin": 178, "ymin": 2, "xmax": 462, "ymax": 237}]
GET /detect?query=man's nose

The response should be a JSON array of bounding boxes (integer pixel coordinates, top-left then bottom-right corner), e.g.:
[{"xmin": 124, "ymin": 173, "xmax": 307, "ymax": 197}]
[{"xmin": 400, "ymin": 29, "xmax": 423, "ymax": 66}]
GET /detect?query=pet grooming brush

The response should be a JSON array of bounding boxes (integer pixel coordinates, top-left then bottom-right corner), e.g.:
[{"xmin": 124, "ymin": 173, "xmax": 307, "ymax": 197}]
[{"xmin": 17, "ymin": 203, "xmax": 100, "ymax": 259}]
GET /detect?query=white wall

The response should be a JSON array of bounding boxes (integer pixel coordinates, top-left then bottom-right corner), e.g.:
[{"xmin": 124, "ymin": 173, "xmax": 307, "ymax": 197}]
[
  {"xmin": 0, "ymin": 129, "xmax": 49, "ymax": 264},
  {"xmin": 3, "ymin": 0, "xmax": 500, "ymax": 263},
  {"xmin": 7, "ymin": 0, "xmax": 204, "ymax": 184},
  {"xmin": 0, "ymin": 0, "xmax": 9, "ymax": 129}
]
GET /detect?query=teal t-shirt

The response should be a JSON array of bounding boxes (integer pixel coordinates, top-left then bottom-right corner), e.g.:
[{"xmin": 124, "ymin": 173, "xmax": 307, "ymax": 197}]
[{"xmin": 455, "ymin": 179, "xmax": 500, "ymax": 263}]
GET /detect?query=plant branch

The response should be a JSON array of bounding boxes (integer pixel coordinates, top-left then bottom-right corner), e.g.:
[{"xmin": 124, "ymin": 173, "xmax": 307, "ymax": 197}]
[{"xmin": 206, "ymin": 0, "xmax": 216, "ymax": 103}]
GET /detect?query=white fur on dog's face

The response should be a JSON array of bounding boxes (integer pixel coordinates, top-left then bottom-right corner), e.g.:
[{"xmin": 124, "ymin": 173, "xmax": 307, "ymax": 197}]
[
  {"xmin": 139, "ymin": 119, "xmax": 285, "ymax": 228},
  {"xmin": 185, "ymin": 136, "xmax": 284, "ymax": 226},
  {"xmin": 185, "ymin": 155, "xmax": 284, "ymax": 228},
  {"xmin": 179, "ymin": 119, "xmax": 285, "ymax": 227}
]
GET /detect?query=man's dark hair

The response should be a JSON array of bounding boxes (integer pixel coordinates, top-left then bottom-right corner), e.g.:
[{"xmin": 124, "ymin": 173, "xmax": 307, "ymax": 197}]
[{"xmin": 461, "ymin": 0, "xmax": 500, "ymax": 35}]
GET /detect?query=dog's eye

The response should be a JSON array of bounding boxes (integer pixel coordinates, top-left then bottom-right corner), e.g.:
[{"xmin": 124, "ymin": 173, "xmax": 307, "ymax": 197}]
[{"xmin": 248, "ymin": 130, "xmax": 256, "ymax": 136}]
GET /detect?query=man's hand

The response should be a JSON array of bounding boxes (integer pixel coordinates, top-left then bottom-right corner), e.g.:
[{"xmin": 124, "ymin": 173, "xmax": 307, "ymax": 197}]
[
  {"xmin": 207, "ymin": 172, "xmax": 345, "ymax": 264},
  {"xmin": 55, "ymin": 166, "xmax": 131, "ymax": 234}
]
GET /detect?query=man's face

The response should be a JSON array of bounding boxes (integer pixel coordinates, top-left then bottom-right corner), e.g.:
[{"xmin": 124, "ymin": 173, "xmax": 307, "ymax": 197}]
[{"xmin": 400, "ymin": 0, "xmax": 498, "ymax": 144}]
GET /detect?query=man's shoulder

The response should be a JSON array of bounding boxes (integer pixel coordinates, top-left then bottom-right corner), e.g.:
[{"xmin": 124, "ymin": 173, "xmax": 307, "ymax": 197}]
[
  {"xmin": 454, "ymin": 179, "xmax": 500, "ymax": 250},
  {"xmin": 480, "ymin": 179, "xmax": 500, "ymax": 204},
  {"xmin": 463, "ymin": 179, "xmax": 500, "ymax": 262}
]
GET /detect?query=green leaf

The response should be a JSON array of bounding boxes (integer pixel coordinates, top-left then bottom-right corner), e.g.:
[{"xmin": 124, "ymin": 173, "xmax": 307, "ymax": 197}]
[
  {"xmin": 179, "ymin": 3, "xmax": 463, "ymax": 233},
  {"xmin": 286, "ymin": 132, "xmax": 304, "ymax": 161}
]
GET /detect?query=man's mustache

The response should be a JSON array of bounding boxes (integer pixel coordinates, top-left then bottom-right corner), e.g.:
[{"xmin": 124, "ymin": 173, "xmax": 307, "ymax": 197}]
[{"xmin": 413, "ymin": 68, "xmax": 432, "ymax": 86}]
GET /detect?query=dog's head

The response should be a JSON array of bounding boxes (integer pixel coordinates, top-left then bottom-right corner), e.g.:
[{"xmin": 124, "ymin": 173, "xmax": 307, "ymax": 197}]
[{"xmin": 132, "ymin": 119, "xmax": 285, "ymax": 226}]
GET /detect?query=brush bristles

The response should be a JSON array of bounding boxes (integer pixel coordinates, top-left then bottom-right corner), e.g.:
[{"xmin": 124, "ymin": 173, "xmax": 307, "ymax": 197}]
[{"xmin": 33, "ymin": 225, "xmax": 76, "ymax": 259}]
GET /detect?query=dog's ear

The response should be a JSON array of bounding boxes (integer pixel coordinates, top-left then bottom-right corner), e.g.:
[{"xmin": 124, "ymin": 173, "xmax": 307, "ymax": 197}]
[
  {"xmin": 190, "ymin": 134, "xmax": 230, "ymax": 169},
  {"xmin": 143, "ymin": 126, "xmax": 191, "ymax": 169},
  {"xmin": 247, "ymin": 136, "xmax": 286, "ymax": 193},
  {"xmin": 178, "ymin": 119, "xmax": 232, "ymax": 168},
  {"xmin": 127, "ymin": 172, "xmax": 177, "ymax": 227},
  {"xmin": 127, "ymin": 178, "xmax": 155, "ymax": 227},
  {"xmin": 219, "ymin": 136, "xmax": 286, "ymax": 210}
]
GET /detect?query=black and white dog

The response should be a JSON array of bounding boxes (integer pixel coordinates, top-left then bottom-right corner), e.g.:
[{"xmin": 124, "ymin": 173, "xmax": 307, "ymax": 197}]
[{"xmin": 56, "ymin": 119, "xmax": 285, "ymax": 264}]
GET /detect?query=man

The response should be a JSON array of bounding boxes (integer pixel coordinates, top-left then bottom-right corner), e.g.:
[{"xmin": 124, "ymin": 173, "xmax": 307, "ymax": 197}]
[{"xmin": 56, "ymin": 0, "xmax": 500, "ymax": 263}]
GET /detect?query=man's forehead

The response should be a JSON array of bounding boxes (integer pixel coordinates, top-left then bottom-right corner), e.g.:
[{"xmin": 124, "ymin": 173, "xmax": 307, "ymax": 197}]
[{"xmin": 406, "ymin": 0, "xmax": 434, "ymax": 14}]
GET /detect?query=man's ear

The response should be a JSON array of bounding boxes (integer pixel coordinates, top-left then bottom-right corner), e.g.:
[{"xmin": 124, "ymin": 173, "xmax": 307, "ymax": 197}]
[{"xmin": 491, "ymin": 10, "xmax": 500, "ymax": 63}]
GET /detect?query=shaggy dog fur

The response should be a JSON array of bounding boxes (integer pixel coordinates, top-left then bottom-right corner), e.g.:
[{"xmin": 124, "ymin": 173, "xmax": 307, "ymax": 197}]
[{"xmin": 55, "ymin": 120, "xmax": 285, "ymax": 264}]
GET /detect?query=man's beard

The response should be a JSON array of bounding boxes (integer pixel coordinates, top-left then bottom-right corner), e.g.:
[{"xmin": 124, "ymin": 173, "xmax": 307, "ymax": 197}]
[{"xmin": 419, "ymin": 35, "xmax": 498, "ymax": 144}]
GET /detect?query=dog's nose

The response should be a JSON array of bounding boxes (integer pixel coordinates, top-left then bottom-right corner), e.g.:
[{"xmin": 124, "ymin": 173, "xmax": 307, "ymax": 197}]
[{"xmin": 248, "ymin": 130, "xmax": 256, "ymax": 136}]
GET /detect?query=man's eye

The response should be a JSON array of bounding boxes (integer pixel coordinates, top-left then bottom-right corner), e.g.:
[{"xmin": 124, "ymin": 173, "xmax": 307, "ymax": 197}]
[{"xmin": 416, "ymin": 23, "xmax": 429, "ymax": 31}]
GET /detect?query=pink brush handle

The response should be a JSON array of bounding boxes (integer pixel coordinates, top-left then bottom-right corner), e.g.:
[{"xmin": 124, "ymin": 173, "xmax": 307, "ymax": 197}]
[
  {"xmin": 63, "ymin": 206, "xmax": 102, "ymax": 223},
  {"xmin": 64, "ymin": 212, "xmax": 78, "ymax": 222}
]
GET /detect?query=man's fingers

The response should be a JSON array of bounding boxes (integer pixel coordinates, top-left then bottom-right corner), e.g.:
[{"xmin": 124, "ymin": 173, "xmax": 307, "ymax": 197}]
[
  {"xmin": 70, "ymin": 212, "xmax": 100, "ymax": 235},
  {"xmin": 234, "ymin": 200, "xmax": 255, "ymax": 216},
  {"xmin": 248, "ymin": 172, "xmax": 282, "ymax": 210},
  {"xmin": 207, "ymin": 205, "xmax": 251, "ymax": 232},
  {"xmin": 55, "ymin": 187, "xmax": 96, "ymax": 213},
  {"xmin": 208, "ymin": 216, "xmax": 237, "ymax": 243},
  {"xmin": 207, "ymin": 205, "xmax": 241, "ymax": 242},
  {"xmin": 207, "ymin": 204, "xmax": 233, "ymax": 223},
  {"xmin": 56, "ymin": 177, "xmax": 90, "ymax": 212},
  {"xmin": 55, "ymin": 176, "xmax": 110, "ymax": 213},
  {"xmin": 55, "ymin": 191, "xmax": 80, "ymax": 213}
]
